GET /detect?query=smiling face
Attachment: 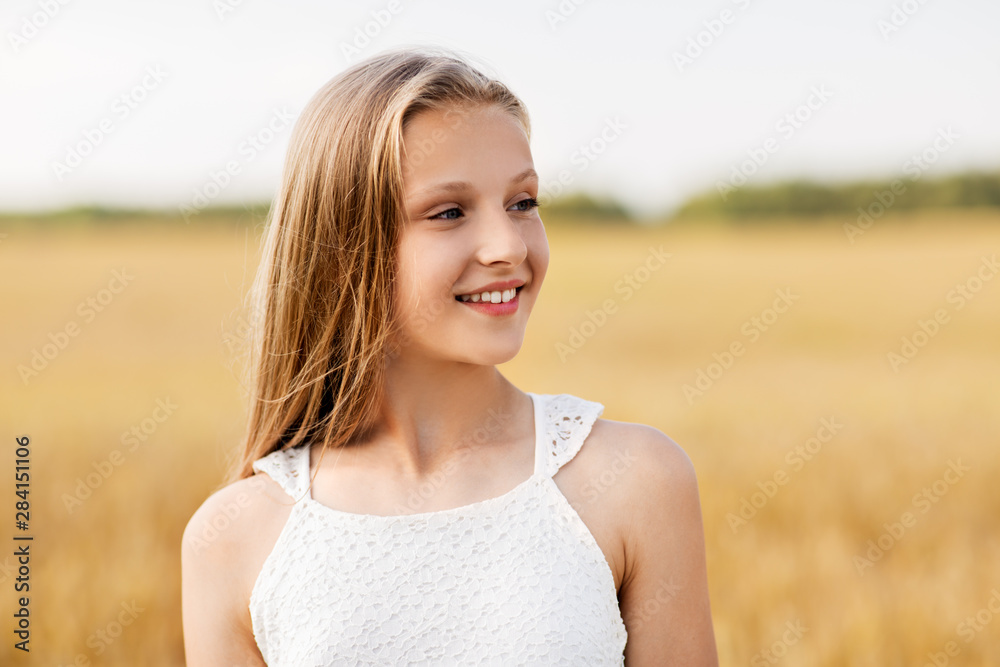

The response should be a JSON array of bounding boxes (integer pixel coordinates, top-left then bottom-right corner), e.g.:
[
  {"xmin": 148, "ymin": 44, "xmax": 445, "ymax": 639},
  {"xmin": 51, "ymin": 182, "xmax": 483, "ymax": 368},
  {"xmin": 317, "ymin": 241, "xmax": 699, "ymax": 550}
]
[{"xmin": 390, "ymin": 103, "xmax": 549, "ymax": 367}]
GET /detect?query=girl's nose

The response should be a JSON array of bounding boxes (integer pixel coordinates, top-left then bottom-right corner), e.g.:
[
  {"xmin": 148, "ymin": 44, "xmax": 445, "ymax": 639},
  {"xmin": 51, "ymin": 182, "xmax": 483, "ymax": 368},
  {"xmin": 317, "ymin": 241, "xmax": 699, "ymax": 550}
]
[{"xmin": 474, "ymin": 207, "xmax": 528, "ymax": 267}]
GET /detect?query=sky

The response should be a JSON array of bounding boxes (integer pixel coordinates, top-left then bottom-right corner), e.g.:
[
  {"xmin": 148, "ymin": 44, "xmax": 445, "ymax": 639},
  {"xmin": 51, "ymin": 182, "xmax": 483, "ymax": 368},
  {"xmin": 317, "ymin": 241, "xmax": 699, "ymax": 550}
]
[{"xmin": 2, "ymin": 0, "xmax": 999, "ymax": 217}]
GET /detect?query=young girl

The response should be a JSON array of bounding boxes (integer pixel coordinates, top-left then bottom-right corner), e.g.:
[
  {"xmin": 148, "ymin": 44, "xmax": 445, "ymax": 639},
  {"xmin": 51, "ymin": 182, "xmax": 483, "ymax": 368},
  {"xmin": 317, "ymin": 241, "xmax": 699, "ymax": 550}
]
[{"xmin": 182, "ymin": 46, "xmax": 718, "ymax": 666}]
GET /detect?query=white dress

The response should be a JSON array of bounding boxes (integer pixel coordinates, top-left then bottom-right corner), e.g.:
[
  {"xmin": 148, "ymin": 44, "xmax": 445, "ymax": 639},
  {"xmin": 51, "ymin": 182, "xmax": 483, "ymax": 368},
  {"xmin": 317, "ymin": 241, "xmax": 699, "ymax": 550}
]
[{"xmin": 249, "ymin": 392, "xmax": 628, "ymax": 666}]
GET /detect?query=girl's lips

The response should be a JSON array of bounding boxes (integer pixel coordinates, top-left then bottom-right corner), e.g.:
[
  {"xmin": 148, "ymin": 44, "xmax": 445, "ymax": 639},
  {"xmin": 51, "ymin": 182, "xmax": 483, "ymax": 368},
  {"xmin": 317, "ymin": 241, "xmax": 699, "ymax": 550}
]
[{"xmin": 456, "ymin": 279, "xmax": 526, "ymax": 295}]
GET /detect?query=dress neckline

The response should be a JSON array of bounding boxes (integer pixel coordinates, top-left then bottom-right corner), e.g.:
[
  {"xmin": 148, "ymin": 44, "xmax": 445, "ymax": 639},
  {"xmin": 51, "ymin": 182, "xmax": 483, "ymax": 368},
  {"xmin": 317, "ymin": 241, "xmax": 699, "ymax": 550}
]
[{"xmin": 298, "ymin": 392, "xmax": 547, "ymax": 521}]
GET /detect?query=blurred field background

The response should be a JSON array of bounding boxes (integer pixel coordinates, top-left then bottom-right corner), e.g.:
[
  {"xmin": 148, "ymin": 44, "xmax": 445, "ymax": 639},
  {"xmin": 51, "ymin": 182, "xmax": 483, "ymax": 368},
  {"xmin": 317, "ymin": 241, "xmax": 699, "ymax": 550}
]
[
  {"xmin": 5, "ymin": 0, "xmax": 1000, "ymax": 663},
  {"xmin": 2, "ymin": 206, "xmax": 998, "ymax": 665}
]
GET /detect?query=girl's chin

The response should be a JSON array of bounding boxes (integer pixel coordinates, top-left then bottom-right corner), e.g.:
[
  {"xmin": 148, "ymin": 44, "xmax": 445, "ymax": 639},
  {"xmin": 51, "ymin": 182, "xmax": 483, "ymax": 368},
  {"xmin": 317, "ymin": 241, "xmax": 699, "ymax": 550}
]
[
  {"xmin": 386, "ymin": 334, "xmax": 525, "ymax": 364},
  {"xmin": 443, "ymin": 340, "xmax": 526, "ymax": 366}
]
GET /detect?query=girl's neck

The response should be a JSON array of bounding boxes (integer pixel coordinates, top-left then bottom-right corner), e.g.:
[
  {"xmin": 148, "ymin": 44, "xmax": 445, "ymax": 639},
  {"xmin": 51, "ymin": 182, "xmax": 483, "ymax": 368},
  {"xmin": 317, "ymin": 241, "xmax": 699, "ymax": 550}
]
[{"xmin": 352, "ymin": 361, "xmax": 527, "ymax": 479}]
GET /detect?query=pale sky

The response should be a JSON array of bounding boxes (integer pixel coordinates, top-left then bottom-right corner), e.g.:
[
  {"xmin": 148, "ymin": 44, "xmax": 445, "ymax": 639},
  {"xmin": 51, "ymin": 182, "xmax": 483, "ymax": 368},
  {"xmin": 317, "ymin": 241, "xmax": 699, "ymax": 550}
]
[{"xmin": 2, "ymin": 0, "xmax": 998, "ymax": 217}]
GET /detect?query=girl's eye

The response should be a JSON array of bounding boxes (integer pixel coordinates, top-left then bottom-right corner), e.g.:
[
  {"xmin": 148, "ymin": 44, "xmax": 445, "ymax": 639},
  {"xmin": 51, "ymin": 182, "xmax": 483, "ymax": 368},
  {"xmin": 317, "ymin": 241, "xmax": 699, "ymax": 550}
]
[
  {"xmin": 431, "ymin": 207, "xmax": 463, "ymax": 220},
  {"xmin": 510, "ymin": 197, "xmax": 540, "ymax": 213},
  {"xmin": 430, "ymin": 199, "xmax": 538, "ymax": 220}
]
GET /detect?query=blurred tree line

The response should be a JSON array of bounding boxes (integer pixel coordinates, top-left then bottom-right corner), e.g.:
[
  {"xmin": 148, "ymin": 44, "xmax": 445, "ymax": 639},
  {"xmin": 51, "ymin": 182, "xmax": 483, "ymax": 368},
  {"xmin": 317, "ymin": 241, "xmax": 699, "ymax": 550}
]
[
  {"xmin": 673, "ymin": 170, "xmax": 1000, "ymax": 220},
  {"xmin": 3, "ymin": 171, "xmax": 1000, "ymax": 227},
  {"xmin": 537, "ymin": 193, "xmax": 632, "ymax": 223}
]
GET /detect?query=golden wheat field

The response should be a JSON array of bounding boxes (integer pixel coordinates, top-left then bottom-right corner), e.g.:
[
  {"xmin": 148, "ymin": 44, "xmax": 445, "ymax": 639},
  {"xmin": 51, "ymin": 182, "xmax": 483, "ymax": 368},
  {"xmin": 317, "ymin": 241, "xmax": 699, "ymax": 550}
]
[{"xmin": 1, "ymin": 209, "xmax": 999, "ymax": 666}]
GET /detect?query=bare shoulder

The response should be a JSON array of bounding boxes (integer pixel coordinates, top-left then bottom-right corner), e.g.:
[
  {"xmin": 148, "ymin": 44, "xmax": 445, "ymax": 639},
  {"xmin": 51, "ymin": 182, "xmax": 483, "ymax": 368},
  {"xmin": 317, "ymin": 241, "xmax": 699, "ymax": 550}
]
[
  {"xmin": 182, "ymin": 472, "xmax": 294, "ymax": 565},
  {"xmin": 181, "ymin": 472, "xmax": 296, "ymax": 665},
  {"xmin": 581, "ymin": 419, "xmax": 717, "ymax": 664},
  {"xmin": 581, "ymin": 418, "xmax": 700, "ymax": 538},
  {"xmin": 581, "ymin": 417, "xmax": 698, "ymax": 497},
  {"xmin": 554, "ymin": 416, "xmax": 700, "ymax": 593},
  {"xmin": 588, "ymin": 418, "xmax": 694, "ymax": 469}
]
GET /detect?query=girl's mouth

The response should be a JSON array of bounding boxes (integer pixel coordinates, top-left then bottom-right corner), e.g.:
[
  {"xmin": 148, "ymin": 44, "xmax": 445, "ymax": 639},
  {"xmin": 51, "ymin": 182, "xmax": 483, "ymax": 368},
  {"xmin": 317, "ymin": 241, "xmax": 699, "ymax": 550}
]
[
  {"xmin": 455, "ymin": 285, "xmax": 521, "ymax": 304},
  {"xmin": 455, "ymin": 286, "xmax": 522, "ymax": 315}
]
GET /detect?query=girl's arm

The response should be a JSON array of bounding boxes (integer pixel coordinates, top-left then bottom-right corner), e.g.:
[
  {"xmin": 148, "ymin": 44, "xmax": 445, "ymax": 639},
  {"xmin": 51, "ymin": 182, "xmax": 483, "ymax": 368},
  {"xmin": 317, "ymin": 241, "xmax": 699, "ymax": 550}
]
[
  {"xmin": 181, "ymin": 478, "xmax": 282, "ymax": 666},
  {"xmin": 617, "ymin": 428, "xmax": 719, "ymax": 666}
]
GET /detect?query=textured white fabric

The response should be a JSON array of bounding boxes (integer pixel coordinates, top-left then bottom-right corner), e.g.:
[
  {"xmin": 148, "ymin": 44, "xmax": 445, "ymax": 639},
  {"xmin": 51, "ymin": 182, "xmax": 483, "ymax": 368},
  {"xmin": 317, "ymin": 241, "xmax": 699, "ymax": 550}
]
[{"xmin": 249, "ymin": 392, "xmax": 627, "ymax": 666}]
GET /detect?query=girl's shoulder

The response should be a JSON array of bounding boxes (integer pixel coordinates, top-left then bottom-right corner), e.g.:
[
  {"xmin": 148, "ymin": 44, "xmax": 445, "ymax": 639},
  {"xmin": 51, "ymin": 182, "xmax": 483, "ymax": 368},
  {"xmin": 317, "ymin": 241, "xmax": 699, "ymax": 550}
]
[
  {"xmin": 587, "ymin": 417, "xmax": 694, "ymax": 477},
  {"xmin": 553, "ymin": 394, "xmax": 694, "ymax": 489},
  {"xmin": 181, "ymin": 471, "xmax": 299, "ymax": 657},
  {"xmin": 575, "ymin": 418, "xmax": 713, "ymax": 661},
  {"xmin": 564, "ymin": 407, "xmax": 699, "ymax": 546},
  {"xmin": 530, "ymin": 391, "xmax": 694, "ymax": 486},
  {"xmin": 183, "ymin": 471, "xmax": 294, "ymax": 547},
  {"xmin": 182, "ymin": 469, "xmax": 298, "ymax": 601},
  {"xmin": 549, "ymin": 405, "xmax": 697, "ymax": 595}
]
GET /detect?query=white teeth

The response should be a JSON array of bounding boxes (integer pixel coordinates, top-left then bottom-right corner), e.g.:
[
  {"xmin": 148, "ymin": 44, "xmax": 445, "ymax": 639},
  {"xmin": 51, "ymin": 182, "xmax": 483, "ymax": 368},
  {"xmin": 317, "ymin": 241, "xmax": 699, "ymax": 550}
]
[{"xmin": 457, "ymin": 287, "xmax": 520, "ymax": 303}]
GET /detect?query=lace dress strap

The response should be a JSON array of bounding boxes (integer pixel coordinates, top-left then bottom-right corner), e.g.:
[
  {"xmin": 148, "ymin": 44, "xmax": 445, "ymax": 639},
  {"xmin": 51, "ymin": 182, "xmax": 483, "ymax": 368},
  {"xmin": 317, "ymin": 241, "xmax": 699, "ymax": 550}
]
[
  {"xmin": 536, "ymin": 393, "xmax": 605, "ymax": 478},
  {"xmin": 251, "ymin": 444, "xmax": 312, "ymax": 502}
]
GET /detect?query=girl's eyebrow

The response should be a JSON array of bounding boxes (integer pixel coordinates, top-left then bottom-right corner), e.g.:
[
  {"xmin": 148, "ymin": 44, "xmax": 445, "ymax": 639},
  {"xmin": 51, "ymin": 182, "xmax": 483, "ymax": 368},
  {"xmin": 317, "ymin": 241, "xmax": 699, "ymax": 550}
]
[{"xmin": 410, "ymin": 168, "xmax": 538, "ymax": 199}]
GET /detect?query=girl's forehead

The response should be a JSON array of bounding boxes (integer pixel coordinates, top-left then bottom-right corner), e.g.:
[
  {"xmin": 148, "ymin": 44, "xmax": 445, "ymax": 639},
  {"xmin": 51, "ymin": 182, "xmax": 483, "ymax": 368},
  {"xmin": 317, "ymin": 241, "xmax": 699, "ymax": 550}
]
[
  {"xmin": 400, "ymin": 106, "xmax": 532, "ymax": 185},
  {"xmin": 404, "ymin": 104, "xmax": 522, "ymax": 141}
]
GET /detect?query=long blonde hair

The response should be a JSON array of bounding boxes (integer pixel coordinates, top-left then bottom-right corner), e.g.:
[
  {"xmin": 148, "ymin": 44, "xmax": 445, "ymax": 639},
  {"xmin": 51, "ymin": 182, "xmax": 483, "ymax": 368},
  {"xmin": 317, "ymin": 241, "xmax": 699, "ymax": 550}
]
[{"xmin": 225, "ymin": 47, "xmax": 531, "ymax": 484}]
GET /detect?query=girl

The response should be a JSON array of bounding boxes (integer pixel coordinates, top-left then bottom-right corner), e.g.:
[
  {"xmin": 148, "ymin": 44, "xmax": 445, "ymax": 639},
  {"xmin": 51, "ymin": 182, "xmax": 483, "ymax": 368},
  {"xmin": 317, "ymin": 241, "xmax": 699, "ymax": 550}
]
[{"xmin": 182, "ymin": 46, "xmax": 718, "ymax": 666}]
